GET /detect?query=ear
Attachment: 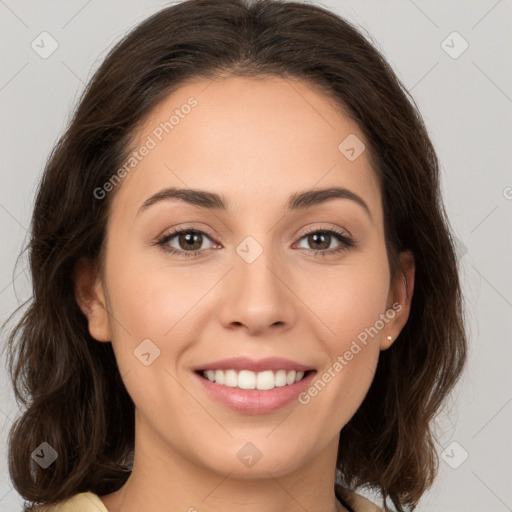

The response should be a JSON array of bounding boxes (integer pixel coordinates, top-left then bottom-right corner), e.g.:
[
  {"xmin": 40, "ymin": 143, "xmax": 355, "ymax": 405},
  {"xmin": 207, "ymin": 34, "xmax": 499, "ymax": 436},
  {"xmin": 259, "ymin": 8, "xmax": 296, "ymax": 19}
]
[
  {"xmin": 73, "ymin": 257, "xmax": 112, "ymax": 342},
  {"xmin": 380, "ymin": 250, "xmax": 415, "ymax": 351}
]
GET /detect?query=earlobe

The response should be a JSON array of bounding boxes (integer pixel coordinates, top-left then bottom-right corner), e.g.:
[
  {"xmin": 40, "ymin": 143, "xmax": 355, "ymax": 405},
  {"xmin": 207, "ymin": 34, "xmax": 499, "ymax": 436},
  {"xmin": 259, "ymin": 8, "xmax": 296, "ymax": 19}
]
[
  {"xmin": 380, "ymin": 250, "xmax": 415, "ymax": 351},
  {"xmin": 73, "ymin": 257, "xmax": 112, "ymax": 342}
]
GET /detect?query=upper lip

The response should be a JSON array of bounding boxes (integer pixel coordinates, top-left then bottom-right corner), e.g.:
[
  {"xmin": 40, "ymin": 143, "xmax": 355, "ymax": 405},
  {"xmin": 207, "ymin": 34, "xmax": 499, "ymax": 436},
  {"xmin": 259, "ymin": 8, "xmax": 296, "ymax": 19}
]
[{"xmin": 193, "ymin": 356, "xmax": 315, "ymax": 373}]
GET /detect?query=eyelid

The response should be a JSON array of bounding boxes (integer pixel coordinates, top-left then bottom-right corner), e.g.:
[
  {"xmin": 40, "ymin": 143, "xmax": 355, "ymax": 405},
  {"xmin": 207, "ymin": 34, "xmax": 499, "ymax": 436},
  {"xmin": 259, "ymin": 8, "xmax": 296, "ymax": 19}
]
[
  {"xmin": 296, "ymin": 223, "xmax": 353, "ymax": 240},
  {"xmin": 293, "ymin": 225, "xmax": 355, "ymax": 254},
  {"xmin": 154, "ymin": 222, "xmax": 355, "ymax": 259},
  {"xmin": 155, "ymin": 222, "xmax": 352, "ymax": 245},
  {"xmin": 156, "ymin": 223, "xmax": 220, "ymax": 243}
]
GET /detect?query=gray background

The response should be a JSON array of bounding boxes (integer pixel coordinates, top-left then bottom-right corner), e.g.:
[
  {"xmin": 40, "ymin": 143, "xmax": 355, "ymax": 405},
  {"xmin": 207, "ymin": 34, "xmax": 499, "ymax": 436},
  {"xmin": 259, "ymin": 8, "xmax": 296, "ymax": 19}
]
[{"xmin": 1, "ymin": 0, "xmax": 511, "ymax": 510}]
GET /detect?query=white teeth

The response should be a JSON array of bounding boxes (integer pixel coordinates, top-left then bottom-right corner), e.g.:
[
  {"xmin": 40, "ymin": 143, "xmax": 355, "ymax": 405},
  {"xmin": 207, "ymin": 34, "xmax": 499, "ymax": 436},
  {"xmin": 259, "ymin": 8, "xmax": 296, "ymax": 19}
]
[
  {"xmin": 286, "ymin": 370, "xmax": 296, "ymax": 385},
  {"xmin": 256, "ymin": 370, "xmax": 274, "ymax": 390},
  {"xmin": 215, "ymin": 369, "xmax": 224, "ymax": 385},
  {"xmin": 224, "ymin": 369, "xmax": 238, "ymax": 387},
  {"xmin": 274, "ymin": 369, "xmax": 287, "ymax": 387},
  {"xmin": 201, "ymin": 369, "xmax": 308, "ymax": 390},
  {"xmin": 238, "ymin": 370, "xmax": 256, "ymax": 389}
]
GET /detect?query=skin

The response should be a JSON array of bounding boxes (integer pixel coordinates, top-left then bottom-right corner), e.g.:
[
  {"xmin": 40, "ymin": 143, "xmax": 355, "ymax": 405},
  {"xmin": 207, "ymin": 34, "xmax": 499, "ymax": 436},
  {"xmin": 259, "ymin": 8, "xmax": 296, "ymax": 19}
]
[{"xmin": 74, "ymin": 75, "xmax": 415, "ymax": 512}]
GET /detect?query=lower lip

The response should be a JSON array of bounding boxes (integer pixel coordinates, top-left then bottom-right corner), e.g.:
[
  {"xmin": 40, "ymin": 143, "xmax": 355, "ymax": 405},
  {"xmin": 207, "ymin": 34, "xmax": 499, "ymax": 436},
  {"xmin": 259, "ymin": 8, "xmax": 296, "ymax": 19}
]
[{"xmin": 193, "ymin": 370, "xmax": 317, "ymax": 414}]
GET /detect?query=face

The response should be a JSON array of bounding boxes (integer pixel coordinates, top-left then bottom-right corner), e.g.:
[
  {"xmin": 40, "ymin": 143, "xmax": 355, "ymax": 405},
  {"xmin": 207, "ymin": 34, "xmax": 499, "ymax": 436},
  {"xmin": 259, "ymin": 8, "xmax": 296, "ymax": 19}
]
[{"xmin": 77, "ymin": 75, "xmax": 414, "ymax": 480}]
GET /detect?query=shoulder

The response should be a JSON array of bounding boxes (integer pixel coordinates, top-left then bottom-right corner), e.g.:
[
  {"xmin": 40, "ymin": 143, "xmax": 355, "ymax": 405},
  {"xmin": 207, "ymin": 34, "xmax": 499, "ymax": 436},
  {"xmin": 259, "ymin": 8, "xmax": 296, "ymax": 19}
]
[
  {"xmin": 32, "ymin": 492, "xmax": 108, "ymax": 512},
  {"xmin": 337, "ymin": 485, "xmax": 383, "ymax": 512},
  {"xmin": 31, "ymin": 488, "xmax": 380, "ymax": 512}
]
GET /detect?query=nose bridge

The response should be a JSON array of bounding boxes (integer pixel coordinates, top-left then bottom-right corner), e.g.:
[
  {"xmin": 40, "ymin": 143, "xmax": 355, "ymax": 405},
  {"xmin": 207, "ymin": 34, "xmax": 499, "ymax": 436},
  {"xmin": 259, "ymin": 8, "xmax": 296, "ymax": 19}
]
[
  {"xmin": 218, "ymin": 231, "xmax": 296, "ymax": 332},
  {"xmin": 235, "ymin": 232, "xmax": 286, "ymax": 303}
]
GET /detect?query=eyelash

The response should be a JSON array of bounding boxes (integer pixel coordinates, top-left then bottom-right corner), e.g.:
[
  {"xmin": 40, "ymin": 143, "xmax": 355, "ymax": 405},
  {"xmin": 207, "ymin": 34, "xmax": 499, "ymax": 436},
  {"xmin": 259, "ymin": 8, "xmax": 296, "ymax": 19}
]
[{"xmin": 154, "ymin": 225, "xmax": 355, "ymax": 259}]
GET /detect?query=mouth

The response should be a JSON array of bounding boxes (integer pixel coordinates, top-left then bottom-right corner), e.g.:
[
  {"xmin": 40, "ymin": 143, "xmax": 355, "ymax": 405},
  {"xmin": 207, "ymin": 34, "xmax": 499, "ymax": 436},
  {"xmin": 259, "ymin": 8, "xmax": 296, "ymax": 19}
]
[
  {"xmin": 191, "ymin": 356, "xmax": 317, "ymax": 413},
  {"xmin": 194, "ymin": 368, "xmax": 315, "ymax": 391},
  {"xmin": 192, "ymin": 360, "xmax": 318, "ymax": 414}
]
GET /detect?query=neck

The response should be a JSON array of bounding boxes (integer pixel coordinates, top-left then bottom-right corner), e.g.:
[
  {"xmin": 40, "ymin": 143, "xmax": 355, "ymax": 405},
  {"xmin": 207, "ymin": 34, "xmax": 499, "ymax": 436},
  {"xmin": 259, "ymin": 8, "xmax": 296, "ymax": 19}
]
[{"xmin": 100, "ymin": 412, "xmax": 345, "ymax": 512}]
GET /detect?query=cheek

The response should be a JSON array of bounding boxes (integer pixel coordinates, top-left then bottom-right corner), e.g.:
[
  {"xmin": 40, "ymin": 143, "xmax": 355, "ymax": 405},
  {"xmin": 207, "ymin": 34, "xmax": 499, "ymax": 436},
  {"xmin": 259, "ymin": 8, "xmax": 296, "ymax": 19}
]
[
  {"xmin": 106, "ymin": 247, "xmax": 205, "ymax": 337},
  {"xmin": 299, "ymin": 256, "xmax": 390, "ymax": 344},
  {"xmin": 103, "ymin": 253, "xmax": 202, "ymax": 420},
  {"xmin": 295, "ymin": 255, "xmax": 389, "ymax": 412}
]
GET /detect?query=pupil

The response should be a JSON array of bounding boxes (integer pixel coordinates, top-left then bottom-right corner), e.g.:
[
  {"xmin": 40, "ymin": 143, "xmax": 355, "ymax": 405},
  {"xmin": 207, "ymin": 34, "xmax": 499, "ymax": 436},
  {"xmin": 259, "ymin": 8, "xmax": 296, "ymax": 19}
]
[
  {"xmin": 310, "ymin": 233, "xmax": 329, "ymax": 250},
  {"xmin": 181, "ymin": 232, "xmax": 201, "ymax": 250}
]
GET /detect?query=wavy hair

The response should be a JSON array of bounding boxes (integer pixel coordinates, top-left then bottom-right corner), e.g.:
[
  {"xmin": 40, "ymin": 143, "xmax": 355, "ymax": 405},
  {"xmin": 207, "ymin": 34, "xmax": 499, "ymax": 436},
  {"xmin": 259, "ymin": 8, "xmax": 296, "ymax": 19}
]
[{"xmin": 3, "ymin": 0, "xmax": 467, "ymax": 510}]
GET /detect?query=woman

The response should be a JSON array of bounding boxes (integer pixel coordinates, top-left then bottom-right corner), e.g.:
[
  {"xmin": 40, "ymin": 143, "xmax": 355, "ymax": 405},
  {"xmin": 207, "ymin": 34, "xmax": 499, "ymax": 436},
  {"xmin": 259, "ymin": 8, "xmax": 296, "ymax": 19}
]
[{"xmin": 4, "ymin": 0, "xmax": 467, "ymax": 511}]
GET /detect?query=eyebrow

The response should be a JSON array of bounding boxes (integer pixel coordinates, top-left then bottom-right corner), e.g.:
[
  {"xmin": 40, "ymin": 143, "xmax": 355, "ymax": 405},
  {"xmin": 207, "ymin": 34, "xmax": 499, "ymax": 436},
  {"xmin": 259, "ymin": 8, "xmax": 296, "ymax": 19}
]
[{"xmin": 137, "ymin": 186, "xmax": 373, "ymax": 221}]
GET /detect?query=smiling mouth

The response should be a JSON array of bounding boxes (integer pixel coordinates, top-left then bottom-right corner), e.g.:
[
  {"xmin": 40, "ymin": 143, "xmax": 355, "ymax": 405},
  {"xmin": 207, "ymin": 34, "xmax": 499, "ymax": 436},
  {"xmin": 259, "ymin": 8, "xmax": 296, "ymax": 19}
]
[{"xmin": 195, "ymin": 368, "xmax": 315, "ymax": 391}]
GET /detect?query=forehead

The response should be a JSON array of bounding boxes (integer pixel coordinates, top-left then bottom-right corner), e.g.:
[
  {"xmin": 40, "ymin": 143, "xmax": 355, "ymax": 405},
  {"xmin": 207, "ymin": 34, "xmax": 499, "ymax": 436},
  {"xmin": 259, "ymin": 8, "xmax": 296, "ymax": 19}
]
[{"xmin": 109, "ymin": 75, "xmax": 381, "ymax": 222}]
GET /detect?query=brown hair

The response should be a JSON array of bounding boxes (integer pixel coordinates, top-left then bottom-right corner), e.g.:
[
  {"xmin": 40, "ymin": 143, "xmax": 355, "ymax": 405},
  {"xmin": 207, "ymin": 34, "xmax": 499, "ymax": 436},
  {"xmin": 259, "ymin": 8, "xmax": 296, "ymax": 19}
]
[{"xmin": 2, "ymin": 0, "xmax": 467, "ymax": 510}]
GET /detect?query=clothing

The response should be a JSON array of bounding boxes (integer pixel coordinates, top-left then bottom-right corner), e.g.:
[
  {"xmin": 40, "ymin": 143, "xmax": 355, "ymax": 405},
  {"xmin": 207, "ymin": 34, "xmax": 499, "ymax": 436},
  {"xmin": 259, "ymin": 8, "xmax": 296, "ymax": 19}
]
[
  {"xmin": 39, "ymin": 490, "xmax": 383, "ymax": 511},
  {"xmin": 37, "ymin": 492, "xmax": 108, "ymax": 511},
  {"xmin": 338, "ymin": 488, "xmax": 383, "ymax": 512}
]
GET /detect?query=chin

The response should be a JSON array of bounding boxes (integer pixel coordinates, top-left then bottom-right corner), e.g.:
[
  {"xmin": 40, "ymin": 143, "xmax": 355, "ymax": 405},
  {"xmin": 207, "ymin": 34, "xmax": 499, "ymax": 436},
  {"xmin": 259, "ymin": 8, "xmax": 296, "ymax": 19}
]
[{"xmin": 198, "ymin": 441, "xmax": 308, "ymax": 479}]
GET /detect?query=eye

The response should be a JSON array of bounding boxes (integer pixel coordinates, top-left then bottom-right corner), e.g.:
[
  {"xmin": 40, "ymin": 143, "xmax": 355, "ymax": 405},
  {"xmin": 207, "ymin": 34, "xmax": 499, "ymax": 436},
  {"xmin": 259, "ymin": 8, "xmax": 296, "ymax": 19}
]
[
  {"xmin": 155, "ymin": 226, "xmax": 355, "ymax": 258},
  {"xmin": 295, "ymin": 228, "xmax": 355, "ymax": 257},
  {"xmin": 156, "ymin": 227, "xmax": 217, "ymax": 258}
]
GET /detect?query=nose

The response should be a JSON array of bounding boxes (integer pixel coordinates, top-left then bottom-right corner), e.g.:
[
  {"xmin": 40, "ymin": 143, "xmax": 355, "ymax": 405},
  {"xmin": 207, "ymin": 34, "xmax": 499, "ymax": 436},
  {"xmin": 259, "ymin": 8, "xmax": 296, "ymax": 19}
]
[{"xmin": 217, "ymin": 242, "xmax": 297, "ymax": 336}]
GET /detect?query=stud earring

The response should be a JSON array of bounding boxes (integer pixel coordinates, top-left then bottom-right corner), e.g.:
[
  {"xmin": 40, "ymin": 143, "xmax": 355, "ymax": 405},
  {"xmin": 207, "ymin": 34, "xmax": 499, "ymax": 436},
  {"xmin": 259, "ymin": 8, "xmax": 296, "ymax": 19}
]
[{"xmin": 386, "ymin": 335, "xmax": 392, "ymax": 341}]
